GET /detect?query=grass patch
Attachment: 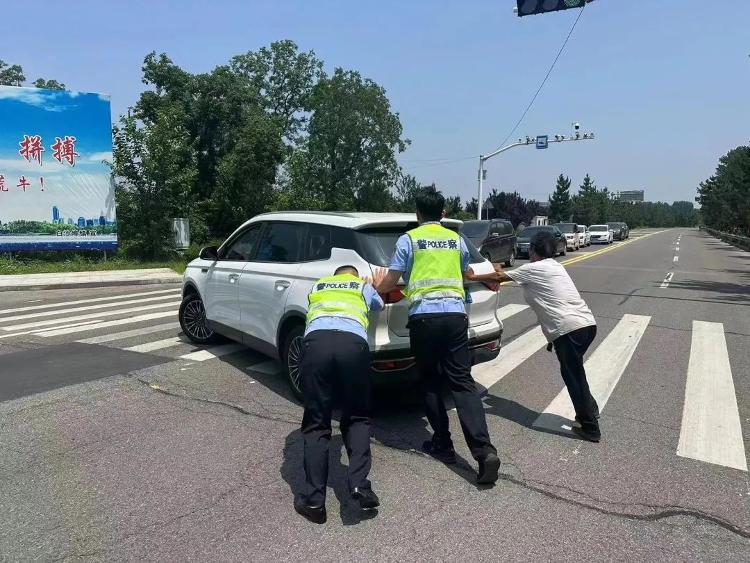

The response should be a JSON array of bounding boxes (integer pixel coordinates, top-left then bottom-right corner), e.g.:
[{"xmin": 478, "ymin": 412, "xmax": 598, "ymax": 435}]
[{"xmin": 0, "ymin": 253, "xmax": 190, "ymax": 276}]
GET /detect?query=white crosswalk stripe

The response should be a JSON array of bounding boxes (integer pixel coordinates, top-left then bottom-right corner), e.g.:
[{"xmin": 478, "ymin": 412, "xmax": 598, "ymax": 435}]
[
  {"xmin": 38, "ymin": 310, "xmax": 178, "ymax": 337},
  {"xmin": 0, "ymin": 293, "xmax": 180, "ymax": 323},
  {"xmin": 533, "ymin": 314, "xmax": 651, "ymax": 432},
  {"xmin": 677, "ymin": 321, "xmax": 747, "ymax": 471},
  {"xmin": 180, "ymin": 343, "xmax": 246, "ymax": 362},
  {"xmin": 0, "ymin": 288, "xmax": 180, "ymax": 316},
  {"xmin": 473, "ymin": 326, "xmax": 547, "ymax": 390},
  {"xmin": 77, "ymin": 322, "xmax": 181, "ymax": 344},
  {"xmin": 124, "ymin": 336, "xmax": 185, "ymax": 353},
  {"xmin": 2, "ymin": 300, "xmax": 181, "ymax": 332}
]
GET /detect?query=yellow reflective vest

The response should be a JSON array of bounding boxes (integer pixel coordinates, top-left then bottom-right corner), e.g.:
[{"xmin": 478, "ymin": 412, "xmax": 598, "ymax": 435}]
[
  {"xmin": 306, "ymin": 273, "xmax": 369, "ymax": 329},
  {"xmin": 404, "ymin": 223, "xmax": 465, "ymax": 306}
]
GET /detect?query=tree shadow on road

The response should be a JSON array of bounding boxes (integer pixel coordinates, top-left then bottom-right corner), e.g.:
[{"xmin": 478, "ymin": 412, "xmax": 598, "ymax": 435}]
[{"xmin": 664, "ymin": 278, "xmax": 750, "ymax": 302}]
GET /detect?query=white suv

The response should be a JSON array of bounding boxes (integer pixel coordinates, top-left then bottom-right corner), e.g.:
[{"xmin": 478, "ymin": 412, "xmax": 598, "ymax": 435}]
[{"xmin": 180, "ymin": 212, "xmax": 504, "ymax": 397}]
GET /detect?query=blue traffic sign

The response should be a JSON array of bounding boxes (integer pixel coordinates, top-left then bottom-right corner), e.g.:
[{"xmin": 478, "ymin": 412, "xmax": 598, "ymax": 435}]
[{"xmin": 536, "ymin": 135, "xmax": 549, "ymax": 149}]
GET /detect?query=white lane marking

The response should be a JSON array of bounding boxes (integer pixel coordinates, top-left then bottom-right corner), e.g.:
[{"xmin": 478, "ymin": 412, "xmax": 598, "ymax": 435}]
[
  {"xmin": 533, "ymin": 314, "xmax": 651, "ymax": 431},
  {"xmin": 180, "ymin": 343, "xmax": 245, "ymax": 362},
  {"xmin": 659, "ymin": 272, "xmax": 674, "ymax": 289},
  {"xmin": 38, "ymin": 311, "xmax": 177, "ymax": 337},
  {"xmin": 0, "ymin": 319, "xmax": 104, "ymax": 340},
  {"xmin": 77, "ymin": 322, "xmax": 181, "ymax": 344},
  {"xmin": 497, "ymin": 303, "xmax": 530, "ymax": 321},
  {"xmin": 473, "ymin": 326, "xmax": 548, "ymax": 390},
  {"xmin": 2, "ymin": 300, "xmax": 181, "ymax": 331},
  {"xmin": 124, "ymin": 336, "xmax": 184, "ymax": 353},
  {"xmin": 673, "ymin": 256, "xmax": 679, "ymax": 263},
  {"xmin": 0, "ymin": 288, "xmax": 180, "ymax": 315},
  {"xmin": 246, "ymin": 360, "xmax": 281, "ymax": 375},
  {"xmin": 677, "ymin": 321, "xmax": 747, "ymax": 471},
  {"xmin": 0, "ymin": 293, "xmax": 179, "ymax": 322}
]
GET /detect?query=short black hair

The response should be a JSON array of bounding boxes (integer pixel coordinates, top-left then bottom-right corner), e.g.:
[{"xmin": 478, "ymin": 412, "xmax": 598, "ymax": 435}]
[
  {"xmin": 415, "ymin": 185, "xmax": 445, "ymax": 222},
  {"xmin": 334, "ymin": 265, "xmax": 359, "ymax": 276},
  {"xmin": 530, "ymin": 231, "xmax": 556, "ymax": 259}
]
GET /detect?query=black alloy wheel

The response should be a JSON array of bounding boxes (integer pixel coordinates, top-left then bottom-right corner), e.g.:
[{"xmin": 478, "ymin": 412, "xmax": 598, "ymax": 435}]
[
  {"xmin": 179, "ymin": 293, "xmax": 219, "ymax": 344},
  {"xmin": 283, "ymin": 324, "xmax": 305, "ymax": 401}
]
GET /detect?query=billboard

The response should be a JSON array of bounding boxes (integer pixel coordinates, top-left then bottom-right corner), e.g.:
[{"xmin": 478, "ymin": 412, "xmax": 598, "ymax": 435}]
[{"xmin": 0, "ymin": 86, "xmax": 115, "ymax": 251}]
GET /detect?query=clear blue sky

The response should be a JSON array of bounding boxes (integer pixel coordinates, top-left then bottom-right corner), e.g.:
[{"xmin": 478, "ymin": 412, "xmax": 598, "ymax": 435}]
[{"xmin": 6, "ymin": 0, "xmax": 748, "ymax": 205}]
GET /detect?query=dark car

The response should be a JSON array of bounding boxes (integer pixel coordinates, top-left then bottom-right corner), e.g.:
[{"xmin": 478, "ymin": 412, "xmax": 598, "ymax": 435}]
[
  {"xmin": 516, "ymin": 225, "xmax": 567, "ymax": 258},
  {"xmin": 463, "ymin": 219, "xmax": 517, "ymax": 267},
  {"xmin": 607, "ymin": 222, "xmax": 625, "ymax": 241}
]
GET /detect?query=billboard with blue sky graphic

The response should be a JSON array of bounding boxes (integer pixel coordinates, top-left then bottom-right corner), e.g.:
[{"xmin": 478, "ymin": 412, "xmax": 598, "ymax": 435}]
[{"xmin": 0, "ymin": 86, "xmax": 115, "ymax": 251}]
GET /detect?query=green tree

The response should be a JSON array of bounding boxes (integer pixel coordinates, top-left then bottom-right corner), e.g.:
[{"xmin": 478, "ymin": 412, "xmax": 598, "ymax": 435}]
[
  {"xmin": 696, "ymin": 145, "xmax": 750, "ymax": 234},
  {"xmin": 0, "ymin": 59, "xmax": 25, "ymax": 86},
  {"xmin": 230, "ymin": 40, "xmax": 324, "ymax": 145},
  {"xmin": 573, "ymin": 173, "xmax": 598, "ymax": 225},
  {"xmin": 465, "ymin": 198, "xmax": 479, "ymax": 217},
  {"xmin": 287, "ymin": 68, "xmax": 408, "ymax": 211},
  {"xmin": 549, "ymin": 174, "xmax": 573, "ymax": 222},
  {"xmin": 32, "ymin": 78, "xmax": 65, "ymax": 90}
]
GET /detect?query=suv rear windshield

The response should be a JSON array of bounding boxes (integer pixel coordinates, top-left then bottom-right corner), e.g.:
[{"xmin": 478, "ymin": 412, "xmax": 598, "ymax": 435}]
[
  {"xmin": 354, "ymin": 224, "xmax": 483, "ymax": 266},
  {"xmin": 554, "ymin": 223, "xmax": 576, "ymax": 233}
]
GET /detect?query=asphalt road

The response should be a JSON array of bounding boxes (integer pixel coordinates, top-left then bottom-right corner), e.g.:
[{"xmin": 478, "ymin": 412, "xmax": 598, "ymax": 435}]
[{"xmin": 0, "ymin": 228, "xmax": 748, "ymax": 561}]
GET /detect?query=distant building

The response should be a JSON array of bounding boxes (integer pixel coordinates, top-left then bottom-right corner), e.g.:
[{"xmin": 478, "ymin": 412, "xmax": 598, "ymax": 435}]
[
  {"xmin": 77, "ymin": 217, "xmax": 86, "ymax": 228},
  {"xmin": 52, "ymin": 206, "xmax": 60, "ymax": 223},
  {"xmin": 85, "ymin": 219, "xmax": 94, "ymax": 227},
  {"xmin": 99, "ymin": 215, "xmax": 106, "ymax": 226},
  {"xmin": 67, "ymin": 218, "xmax": 74, "ymax": 225},
  {"xmin": 613, "ymin": 190, "xmax": 645, "ymax": 202}
]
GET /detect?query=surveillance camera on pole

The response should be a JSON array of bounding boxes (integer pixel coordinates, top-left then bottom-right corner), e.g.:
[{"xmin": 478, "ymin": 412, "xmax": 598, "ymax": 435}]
[{"xmin": 475, "ymin": 122, "xmax": 596, "ymax": 219}]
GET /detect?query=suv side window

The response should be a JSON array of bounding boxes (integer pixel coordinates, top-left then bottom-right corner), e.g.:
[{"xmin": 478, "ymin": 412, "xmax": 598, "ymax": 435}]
[
  {"xmin": 502, "ymin": 223, "xmax": 513, "ymax": 236},
  {"xmin": 222, "ymin": 224, "xmax": 263, "ymax": 261},
  {"xmin": 303, "ymin": 224, "xmax": 332, "ymax": 261},
  {"xmin": 490, "ymin": 223, "xmax": 501, "ymax": 236},
  {"xmin": 255, "ymin": 222, "xmax": 305, "ymax": 263}
]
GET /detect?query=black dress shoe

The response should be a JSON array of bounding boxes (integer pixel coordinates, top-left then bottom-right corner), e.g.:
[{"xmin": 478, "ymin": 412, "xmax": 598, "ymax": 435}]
[
  {"xmin": 572, "ymin": 426, "xmax": 601, "ymax": 443},
  {"xmin": 476, "ymin": 452, "xmax": 501, "ymax": 484},
  {"xmin": 422, "ymin": 439, "xmax": 457, "ymax": 464},
  {"xmin": 351, "ymin": 487, "xmax": 380, "ymax": 511},
  {"xmin": 294, "ymin": 496, "xmax": 326, "ymax": 524}
]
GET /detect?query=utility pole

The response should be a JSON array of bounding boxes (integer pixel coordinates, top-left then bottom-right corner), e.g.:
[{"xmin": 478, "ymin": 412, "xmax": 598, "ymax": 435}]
[{"xmin": 476, "ymin": 128, "xmax": 595, "ymax": 220}]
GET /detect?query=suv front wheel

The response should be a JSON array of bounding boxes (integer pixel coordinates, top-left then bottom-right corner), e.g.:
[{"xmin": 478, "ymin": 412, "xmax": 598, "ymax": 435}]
[
  {"xmin": 179, "ymin": 293, "xmax": 219, "ymax": 344},
  {"xmin": 283, "ymin": 324, "xmax": 305, "ymax": 401}
]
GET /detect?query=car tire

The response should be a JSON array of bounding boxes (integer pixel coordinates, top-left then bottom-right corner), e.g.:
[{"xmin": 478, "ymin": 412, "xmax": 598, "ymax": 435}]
[
  {"xmin": 560, "ymin": 245, "xmax": 567, "ymax": 257},
  {"xmin": 282, "ymin": 324, "xmax": 305, "ymax": 401},
  {"xmin": 179, "ymin": 293, "xmax": 220, "ymax": 345},
  {"xmin": 504, "ymin": 251, "xmax": 515, "ymax": 268}
]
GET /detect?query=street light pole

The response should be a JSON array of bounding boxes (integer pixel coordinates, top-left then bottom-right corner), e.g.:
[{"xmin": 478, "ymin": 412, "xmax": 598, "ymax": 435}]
[{"xmin": 475, "ymin": 132, "xmax": 595, "ymax": 220}]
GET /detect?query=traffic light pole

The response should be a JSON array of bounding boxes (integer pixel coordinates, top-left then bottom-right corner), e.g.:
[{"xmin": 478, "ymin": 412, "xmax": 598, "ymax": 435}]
[{"xmin": 476, "ymin": 133, "xmax": 595, "ymax": 220}]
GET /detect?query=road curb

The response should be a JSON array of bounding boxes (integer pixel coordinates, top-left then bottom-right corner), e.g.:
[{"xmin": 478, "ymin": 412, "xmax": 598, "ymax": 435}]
[{"xmin": 0, "ymin": 276, "xmax": 183, "ymax": 292}]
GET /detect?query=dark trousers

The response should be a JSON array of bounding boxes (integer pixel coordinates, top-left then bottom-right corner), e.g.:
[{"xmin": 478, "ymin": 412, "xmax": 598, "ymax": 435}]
[
  {"xmin": 300, "ymin": 330, "xmax": 372, "ymax": 506},
  {"xmin": 409, "ymin": 313, "xmax": 496, "ymax": 460},
  {"xmin": 553, "ymin": 325, "xmax": 600, "ymax": 435}
]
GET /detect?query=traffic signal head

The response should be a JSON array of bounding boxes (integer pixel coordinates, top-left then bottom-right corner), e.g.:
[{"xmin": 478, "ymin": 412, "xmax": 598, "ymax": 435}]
[{"xmin": 516, "ymin": 0, "xmax": 590, "ymax": 17}]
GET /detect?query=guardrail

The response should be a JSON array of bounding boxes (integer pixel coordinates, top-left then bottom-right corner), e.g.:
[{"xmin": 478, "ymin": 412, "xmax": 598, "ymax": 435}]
[{"xmin": 700, "ymin": 226, "xmax": 750, "ymax": 251}]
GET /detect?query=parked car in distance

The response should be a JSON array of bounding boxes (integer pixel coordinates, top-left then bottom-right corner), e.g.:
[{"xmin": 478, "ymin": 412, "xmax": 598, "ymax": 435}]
[
  {"xmin": 462, "ymin": 219, "xmax": 517, "ymax": 267},
  {"xmin": 576, "ymin": 225, "xmax": 591, "ymax": 248},
  {"xmin": 516, "ymin": 225, "xmax": 567, "ymax": 258},
  {"xmin": 617, "ymin": 222, "xmax": 630, "ymax": 238},
  {"xmin": 582, "ymin": 226, "xmax": 591, "ymax": 246},
  {"xmin": 589, "ymin": 224, "xmax": 613, "ymax": 244},
  {"xmin": 608, "ymin": 222, "xmax": 625, "ymax": 241},
  {"xmin": 180, "ymin": 212, "xmax": 504, "ymax": 399},
  {"xmin": 553, "ymin": 223, "xmax": 580, "ymax": 251}
]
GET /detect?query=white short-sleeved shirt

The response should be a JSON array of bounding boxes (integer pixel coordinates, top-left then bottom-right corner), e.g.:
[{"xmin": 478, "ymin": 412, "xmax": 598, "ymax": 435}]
[{"xmin": 506, "ymin": 259, "xmax": 595, "ymax": 342}]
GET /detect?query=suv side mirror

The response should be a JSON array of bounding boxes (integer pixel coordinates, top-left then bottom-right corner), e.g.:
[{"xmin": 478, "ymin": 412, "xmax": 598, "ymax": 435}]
[{"xmin": 199, "ymin": 246, "xmax": 219, "ymax": 261}]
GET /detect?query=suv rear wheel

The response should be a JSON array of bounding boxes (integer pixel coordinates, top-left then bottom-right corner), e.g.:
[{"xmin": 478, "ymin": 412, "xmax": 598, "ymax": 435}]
[
  {"xmin": 179, "ymin": 293, "xmax": 219, "ymax": 344},
  {"xmin": 504, "ymin": 250, "xmax": 515, "ymax": 267},
  {"xmin": 283, "ymin": 324, "xmax": 305, "ymax": 401}
]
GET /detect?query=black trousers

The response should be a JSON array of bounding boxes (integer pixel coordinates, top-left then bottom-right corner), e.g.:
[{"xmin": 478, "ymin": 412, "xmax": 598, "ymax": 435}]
[
  {"xmin": 409, "ymin": 313, "xmax": 496, "ymax": 460},
  {"xmin": 300, "ymin": 330, "xmax": 372, "ymax": 506},
  {"xmin": 553, "ymin": 325, "xmax": 600, "ymax": 435}
]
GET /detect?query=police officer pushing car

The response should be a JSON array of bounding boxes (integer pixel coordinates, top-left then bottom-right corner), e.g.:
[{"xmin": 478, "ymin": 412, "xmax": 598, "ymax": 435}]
[
  {"xmin": 294, "ymin": 265, "xmax": 384, "ymax": 524},
  {"xmin": 373, "ymin": 186, "xmax": 503, "ymax": 484}
]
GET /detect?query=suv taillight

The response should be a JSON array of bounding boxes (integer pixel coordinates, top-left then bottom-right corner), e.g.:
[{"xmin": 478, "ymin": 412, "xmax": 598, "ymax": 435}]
[{"xmin": 381, "ymin": 285, "xmax": 405, "ymax": 304}]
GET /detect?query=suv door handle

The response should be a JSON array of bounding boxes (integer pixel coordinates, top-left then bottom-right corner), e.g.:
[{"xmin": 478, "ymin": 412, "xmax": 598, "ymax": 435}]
[
  {"xmin": 228, "ymin": 273, "xmax": 240, "ymax": 284},
  {"xmin": 275, "ymin": 280, "xmax": 291, "ymax": 291}
]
